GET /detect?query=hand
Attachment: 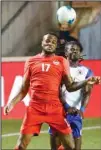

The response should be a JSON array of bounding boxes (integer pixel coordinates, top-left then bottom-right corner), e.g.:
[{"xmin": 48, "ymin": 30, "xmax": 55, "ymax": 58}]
[
  {"xmin": 87, "ymin": 76, "xmax": 101, "ymax": 85},
  {"xmin": 77, "ymin": 110, "xmax": 84, "ymax": 119},
  {"xmin": 66, "ymin": 107, "xmax": 78, "ymax": 114},
  {"xmin": 92, "ymin": 7, "xmax": 101, "ymax": 24},
  {"xmin": 4, "ymin": 103, "xmax": 14, "ymax": 115}
]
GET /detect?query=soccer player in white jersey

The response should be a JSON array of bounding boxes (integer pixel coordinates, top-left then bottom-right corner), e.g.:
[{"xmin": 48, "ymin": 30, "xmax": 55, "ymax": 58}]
[{"xmin": 49, "ymin": 41, "xmax": 94, "ymax": 150}]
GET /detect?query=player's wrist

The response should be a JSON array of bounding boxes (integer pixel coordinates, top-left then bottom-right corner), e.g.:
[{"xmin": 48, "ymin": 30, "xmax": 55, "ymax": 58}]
[
  {"xmin": 80, "ymin": 106, "xmax": 85, "ymax": 112},
  {"xmin": 63, "ymin": 103, "xmax": 70, "ymax": 111}
]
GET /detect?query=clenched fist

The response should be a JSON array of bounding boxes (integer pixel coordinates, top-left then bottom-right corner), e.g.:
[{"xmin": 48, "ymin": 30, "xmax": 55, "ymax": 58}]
[
  {"xmin": 4, "ymin": 103, "xmax": 14, "ymax": 115},
  {"xmin": 87, "ymin": 76, "xmax": 101, "ymax": 85},
  {"xmin": 66, "ymin": 107, "xmax": 78, "ymax": 114}
]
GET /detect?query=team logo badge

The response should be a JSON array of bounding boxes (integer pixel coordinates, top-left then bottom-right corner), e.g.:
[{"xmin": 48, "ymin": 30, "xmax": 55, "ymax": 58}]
[
  {"xmin": 78, "ymin": 70, "xmax": 82, "ymax": 75},
  {"xmin": 53, "ymin": 60, "xmax": 60, "ymax": 65}
]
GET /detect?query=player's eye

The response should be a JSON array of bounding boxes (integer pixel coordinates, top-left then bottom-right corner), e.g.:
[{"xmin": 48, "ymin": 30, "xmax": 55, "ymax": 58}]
[
  {"xmin": 71, "ymin": 48, "xmax": 77, "ymax": 51},
  {"xmin": 46, "ymin": 39, "xmax": 50, "ymax": 43},
  {"xmin": 66, "ymin": 48, "xmax": 72, "ymax": 52},
  {"xmin": 52, "ymin": 41, "xmax": 56, "ymax": 44}
]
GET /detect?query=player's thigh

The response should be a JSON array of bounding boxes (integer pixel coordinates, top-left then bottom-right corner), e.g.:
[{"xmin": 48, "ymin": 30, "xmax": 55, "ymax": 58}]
[
  {"xmin": 47, "ymin": 105, "xmax": 72, "ymax": 134},
  {"xmin": 58, "ymin": 132, "xmax": 75, "ymax": 150},
  {"xmin": 67, "ymin": 114, "xmax": 82, "ymax": 138},
  {"xmin": 49, "ymin": 116, "xmax": 72, "ymax": 135},
  {"xmin": 20, "ymin": 106, "xmax": 43, "ymax": 134}
]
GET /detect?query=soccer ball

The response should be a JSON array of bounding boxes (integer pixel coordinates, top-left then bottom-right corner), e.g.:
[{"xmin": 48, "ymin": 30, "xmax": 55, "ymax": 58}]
[{"xmin": 57, "ymin": 5, "xmax": 76, "ymax": 25}]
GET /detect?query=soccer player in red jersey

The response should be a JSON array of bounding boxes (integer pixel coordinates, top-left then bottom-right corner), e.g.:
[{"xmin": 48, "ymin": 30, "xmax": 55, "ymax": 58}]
[{"xmin": 4, "ymin": 33, "xmax": 100, "ymax": 150}]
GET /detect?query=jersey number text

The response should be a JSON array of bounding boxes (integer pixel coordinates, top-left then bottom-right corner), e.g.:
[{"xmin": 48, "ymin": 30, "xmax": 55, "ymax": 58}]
[{"xmin": 41, "ymin": 63, "xmax": 50, "ymax": 72}]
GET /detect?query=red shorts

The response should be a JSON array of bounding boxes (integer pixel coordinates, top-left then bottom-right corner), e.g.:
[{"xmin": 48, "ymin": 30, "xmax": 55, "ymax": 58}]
[{"xmin": 20, "ymin": 102, "xmax": 71, "ymax": 135}]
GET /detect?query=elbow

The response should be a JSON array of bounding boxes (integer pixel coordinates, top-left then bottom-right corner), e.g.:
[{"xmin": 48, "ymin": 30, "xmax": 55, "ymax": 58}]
[
  {"xmin": 67, "ymin": 89, "xmax": 74, "ymax": 92},
  {"xmin": 66, "ymin": 86, "xmax": 74, "ymax": 92},
  {"xmin": 21, "ymin": 88, "xmax": 28, "ymax": 97},
  {"xmin": 22, "ymin": 90, "xmax": 28, "ymax": 97},
  {"xmin": 67, "ymin": 89, "xmax": 73, "ymax": 92}
]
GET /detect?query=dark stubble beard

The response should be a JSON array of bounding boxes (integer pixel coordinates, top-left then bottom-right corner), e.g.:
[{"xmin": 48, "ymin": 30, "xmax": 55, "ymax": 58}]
[
  {"xmin": 70, "ymin": 53, "xmax": 80, "ymax": 62},
  {"xmin": 43, "ymin": 48, "xmax": 56, "ymax": 54},
  {"xmin": 44, "ymin": 50, "xmax": 55, "ymax": 55}
]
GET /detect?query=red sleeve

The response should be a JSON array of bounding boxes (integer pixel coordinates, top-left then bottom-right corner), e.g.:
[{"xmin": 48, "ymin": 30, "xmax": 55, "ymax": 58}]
[
  {"xmin": 24, "ymin": 59, "xmax": 31, "ymax": 80},
  {"xmin": 62, "ymin": 57, "xmax": 70, "ymax": 76}
]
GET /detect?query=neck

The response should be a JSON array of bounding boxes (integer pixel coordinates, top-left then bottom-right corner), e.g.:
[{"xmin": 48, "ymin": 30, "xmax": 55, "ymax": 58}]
[
  {"xmin": 41, "ymin": 50, "xmax": 55, "ymax": 57},
  {"xmin": 70, "ymin": 60, "xmax": 79, "ymax": 67}
]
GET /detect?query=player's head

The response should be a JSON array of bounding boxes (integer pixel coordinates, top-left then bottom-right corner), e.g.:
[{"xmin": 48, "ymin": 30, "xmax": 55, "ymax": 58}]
[
  {"xmin": 42, "ymin": 33, "xmax": 58, "ymax": 54},
  {"xmin": 58, "ymin": 21, "xmax": 75, "ymax": 31},
  {"xmin": 64, "ymin": 41, "xmax": 83, "ymax": 62}
]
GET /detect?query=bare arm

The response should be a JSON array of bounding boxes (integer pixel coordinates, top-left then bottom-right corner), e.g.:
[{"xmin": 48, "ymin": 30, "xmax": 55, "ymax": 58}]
[
  {"xmin": 4, "ymin": 75, "xmax": 30, "ymax": 115},
  {"xmin": 59, "ymin": 85, "xmax": 79, "ymax": 113},
  {"xmin": 63, "ymin": 74, "xmax": 100, "ymax": 92},
  {"xmin": 59, "ymin": 85, "xmax": 66, "ymax": 105},
  {"xmin": 76, "ymin": 6, "xmax": 101, "ymax": 29},
  {"xmin": 60, "ymin": 81, "xmax": 93, "ymax": 115},
  {"xmin": 80, "ymin": 84, "xmax": 93, "ymax": 109},
  {"xmin": 63, "ymin": 74, "xmax": 88, "ymax": 92},
  {"xmin": 76, "ymin": 84, "xmax": 93, "ymax": 118}
]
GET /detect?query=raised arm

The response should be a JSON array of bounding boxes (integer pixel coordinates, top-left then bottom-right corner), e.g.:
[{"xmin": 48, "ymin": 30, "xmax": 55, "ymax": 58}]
[
  {"xmin": 76, "ymin": 6, "xmax": 101, "ymax": 29},
  {"xmin": 80, "ymin": 84, "xmax": 93, "ymax": 110},
  {"xmin": 63, "ymin": 74, "xmax": 87, "ymax": 92}
]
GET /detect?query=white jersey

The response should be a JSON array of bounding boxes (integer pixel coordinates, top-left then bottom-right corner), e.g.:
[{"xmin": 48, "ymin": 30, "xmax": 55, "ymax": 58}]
[{"xmin": 62, "ymin": 65, "xmax": 93, "ymax": 110}]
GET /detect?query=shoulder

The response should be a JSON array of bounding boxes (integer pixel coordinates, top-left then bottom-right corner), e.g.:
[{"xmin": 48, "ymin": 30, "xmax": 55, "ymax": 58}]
[
  {"xmin": 29, "ymin": 54, "xmax": 41, "ymax": 60},
  {"xmin": 54, "ymin": 55, "xmax": 64, "ymax": 60},
  {"xmin": 24, "ymin": 54, "xmax": 41, "ymax": 68},
  {"xmin": 85, "ymin": 67, "xmax": 93, "ymax": 78},
  {"xmin": 25, "ymin": 54, "xmax": 41, "ymax": 63},
  {"xmin": 79, "ymin": 65, "xmax": 93, "ymax": 78},
  {"xmin": 54, "ymin": 55, "xmax": 67, "ymax": 63}
]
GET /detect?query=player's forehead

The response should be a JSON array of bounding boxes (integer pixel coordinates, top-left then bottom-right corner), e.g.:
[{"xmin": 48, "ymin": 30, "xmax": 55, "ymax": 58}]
[
  {"xmin": 65, "ymin": 43, "xmax": 80, "ymax": 51},
  {"xmin": 43, "ymin": 34, "xmax": 57, "ymax": 41}
]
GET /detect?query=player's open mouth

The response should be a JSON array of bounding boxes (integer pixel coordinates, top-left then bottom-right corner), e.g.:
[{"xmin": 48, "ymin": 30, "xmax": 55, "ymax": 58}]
[
  {"xmin": 71, "ymin": 53, "xmax": 77, "ymax": 56},
  {"xmin": 46, "ymin": 46, "xmax": 52, "ymax": 50}
]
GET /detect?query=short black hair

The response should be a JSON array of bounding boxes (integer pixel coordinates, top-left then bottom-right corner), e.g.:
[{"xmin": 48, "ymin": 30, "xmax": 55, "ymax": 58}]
[
  {"xmin": 65, "ymin": 41, "xmax": 83, "ymax": 52},
  {"xmin": 45, "ymin": 32, "xmax": 58, "ymax": 39}
]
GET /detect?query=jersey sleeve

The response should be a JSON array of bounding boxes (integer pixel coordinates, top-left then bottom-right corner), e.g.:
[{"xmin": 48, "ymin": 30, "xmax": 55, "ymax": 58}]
[
  {"xmin": 85, "ymin": 68, "xmax": 94, "ymax": 79},
  {"xmin": 62, "ymin": 57, "xmax": 70, "ymax": 76},
  {"xmin": 24, "ymin": 59, "xmax": 31, "ymax": 80}
]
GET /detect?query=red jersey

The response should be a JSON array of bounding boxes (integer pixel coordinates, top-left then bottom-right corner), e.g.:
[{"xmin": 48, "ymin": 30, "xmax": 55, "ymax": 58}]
[{"xmin": 24, "ymin": 54, "xmax": 70, "ymax": 104}]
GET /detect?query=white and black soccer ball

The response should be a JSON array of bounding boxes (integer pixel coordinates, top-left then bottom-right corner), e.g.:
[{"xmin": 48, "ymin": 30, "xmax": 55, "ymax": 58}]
[{"xmin": 57, "ymin": 5, "xmax": 76, "ymax": 25}]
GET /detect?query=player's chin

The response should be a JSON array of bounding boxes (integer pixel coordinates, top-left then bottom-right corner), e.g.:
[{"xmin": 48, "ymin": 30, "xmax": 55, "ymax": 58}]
[
  {"xmin": 71, "ymin": 56, "xmax": 79, "ymax": 61},
  {"xmin": 44, "ymin": 49, "xmax": 56, "ymax": 54}
]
